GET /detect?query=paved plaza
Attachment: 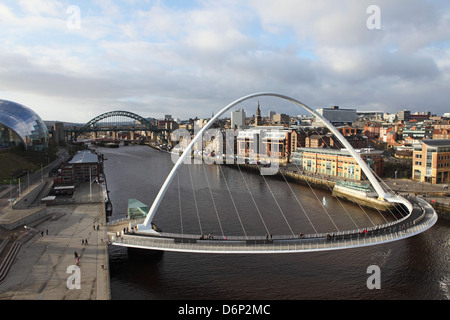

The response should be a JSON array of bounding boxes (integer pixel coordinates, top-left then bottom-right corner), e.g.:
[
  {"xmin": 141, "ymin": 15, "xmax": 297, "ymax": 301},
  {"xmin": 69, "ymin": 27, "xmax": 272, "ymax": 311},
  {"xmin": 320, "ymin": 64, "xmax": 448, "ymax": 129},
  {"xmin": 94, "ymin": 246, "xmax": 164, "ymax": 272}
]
[{"xmin": 0, "ymin": 183, "xmax": 110, "ymax": 300}]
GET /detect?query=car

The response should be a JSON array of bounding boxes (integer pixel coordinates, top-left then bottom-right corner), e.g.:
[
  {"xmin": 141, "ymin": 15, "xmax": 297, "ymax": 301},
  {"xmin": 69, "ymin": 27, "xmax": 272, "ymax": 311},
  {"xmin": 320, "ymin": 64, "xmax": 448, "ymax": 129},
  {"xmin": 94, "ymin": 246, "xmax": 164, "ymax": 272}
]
[{"xmin": 443, "ymin": 185, "xmax": 449, "ymax": 189}]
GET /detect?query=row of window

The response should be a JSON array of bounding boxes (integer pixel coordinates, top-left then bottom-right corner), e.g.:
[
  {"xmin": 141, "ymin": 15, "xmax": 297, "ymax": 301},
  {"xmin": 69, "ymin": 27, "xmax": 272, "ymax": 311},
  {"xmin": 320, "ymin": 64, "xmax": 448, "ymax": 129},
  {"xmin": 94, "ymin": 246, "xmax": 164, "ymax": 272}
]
[
  {"xmin": 304, "ymin": 166, "xmax": 359, "ymax": 178},
  {"xmin": 415, "ymin": 161, "xmax": 450, "ymax": 167},
  {"xmin": 303, "ymin": 155, "xmax": 356, "ymax": 165}
]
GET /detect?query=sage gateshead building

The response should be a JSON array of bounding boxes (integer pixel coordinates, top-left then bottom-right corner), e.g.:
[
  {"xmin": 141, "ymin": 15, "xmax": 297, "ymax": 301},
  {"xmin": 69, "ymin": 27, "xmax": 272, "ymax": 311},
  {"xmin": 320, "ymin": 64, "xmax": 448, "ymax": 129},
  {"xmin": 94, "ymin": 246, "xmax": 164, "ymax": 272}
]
[{"xmin": 0, "ymin": 99, "xmax": 49, "ymax": 151}]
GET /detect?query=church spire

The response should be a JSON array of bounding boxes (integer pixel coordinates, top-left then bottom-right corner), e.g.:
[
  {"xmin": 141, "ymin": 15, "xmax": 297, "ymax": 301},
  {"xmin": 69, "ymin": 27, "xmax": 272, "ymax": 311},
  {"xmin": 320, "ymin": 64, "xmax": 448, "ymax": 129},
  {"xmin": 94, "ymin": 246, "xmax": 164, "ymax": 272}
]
[{"xmin": 255, "ymin": 101, "xmax": 262, "ymax": 126}]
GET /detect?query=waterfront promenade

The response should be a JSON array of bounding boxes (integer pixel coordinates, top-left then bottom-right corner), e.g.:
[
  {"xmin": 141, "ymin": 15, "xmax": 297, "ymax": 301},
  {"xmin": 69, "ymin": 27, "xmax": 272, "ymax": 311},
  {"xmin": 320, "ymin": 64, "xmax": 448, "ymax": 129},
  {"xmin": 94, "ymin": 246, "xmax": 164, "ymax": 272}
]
[{"xmin": 0, "ymin": 183, "xmax": 110, "ymax": 300}]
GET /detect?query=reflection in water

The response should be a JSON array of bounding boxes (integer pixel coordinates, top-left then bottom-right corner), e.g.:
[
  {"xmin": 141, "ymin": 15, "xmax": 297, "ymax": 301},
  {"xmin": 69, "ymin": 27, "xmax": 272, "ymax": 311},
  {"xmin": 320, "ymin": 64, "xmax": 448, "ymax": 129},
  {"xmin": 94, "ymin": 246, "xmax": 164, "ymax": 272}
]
[{"xmin": 102, "ymin": 145, "xmax": 449, "ymax": 300}]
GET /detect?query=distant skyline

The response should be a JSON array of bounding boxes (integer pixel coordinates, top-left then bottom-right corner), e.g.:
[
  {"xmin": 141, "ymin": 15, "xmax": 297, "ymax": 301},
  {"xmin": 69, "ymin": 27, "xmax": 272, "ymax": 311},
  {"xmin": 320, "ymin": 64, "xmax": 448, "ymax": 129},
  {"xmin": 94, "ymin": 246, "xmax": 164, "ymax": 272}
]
[{"xmin": 1, "ymin": 0, "xmax": 449, "ymax": 123}]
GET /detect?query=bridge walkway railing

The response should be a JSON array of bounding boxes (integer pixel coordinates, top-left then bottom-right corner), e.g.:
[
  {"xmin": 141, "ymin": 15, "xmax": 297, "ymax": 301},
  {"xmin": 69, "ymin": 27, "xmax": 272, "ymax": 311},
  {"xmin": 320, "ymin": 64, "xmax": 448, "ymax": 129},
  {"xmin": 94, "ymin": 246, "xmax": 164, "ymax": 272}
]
[{"xmin": 106, "ymin": 196, "xmax": 437, "ymax": 253}]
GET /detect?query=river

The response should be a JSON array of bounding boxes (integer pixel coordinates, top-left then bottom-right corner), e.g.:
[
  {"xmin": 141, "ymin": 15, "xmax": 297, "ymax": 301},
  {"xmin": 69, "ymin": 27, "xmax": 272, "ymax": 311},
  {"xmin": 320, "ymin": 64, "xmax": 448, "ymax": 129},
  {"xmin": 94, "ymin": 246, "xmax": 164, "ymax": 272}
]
[{"xmin": 100, "ymin": 144, "xmax": 449, "ymax": 300}]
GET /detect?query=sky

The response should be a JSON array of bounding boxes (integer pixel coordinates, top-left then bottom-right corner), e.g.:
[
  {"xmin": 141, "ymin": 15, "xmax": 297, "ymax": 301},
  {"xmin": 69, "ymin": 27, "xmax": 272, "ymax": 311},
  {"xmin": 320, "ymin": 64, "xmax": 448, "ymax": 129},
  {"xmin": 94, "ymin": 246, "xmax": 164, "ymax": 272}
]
[{"xmin": 0, "ymin": 0, "xmax": 449, "ymax": 123}]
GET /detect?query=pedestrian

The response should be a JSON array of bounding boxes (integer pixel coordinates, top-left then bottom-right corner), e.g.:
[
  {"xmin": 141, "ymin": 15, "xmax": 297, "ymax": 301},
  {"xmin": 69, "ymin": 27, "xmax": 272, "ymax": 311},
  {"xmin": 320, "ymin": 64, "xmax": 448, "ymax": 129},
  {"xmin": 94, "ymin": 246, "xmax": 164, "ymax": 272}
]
[
  {"xmin": 41, "ymin": 231, "xmax": 44, "ymax": 237},
  {"xmin": 46, "ymin": 229, "xmax": 48, "ymax": 235},
  {"xmin": 82, "ymin": 239, "xmax": 85, "ymax": 245},
  {"xmin": 85, "ymin": 238, "xmax": 88, "ymax": 245},
  {"xmin": 74, "ymin": 251, "xmax": 78, "ymax": 259}
]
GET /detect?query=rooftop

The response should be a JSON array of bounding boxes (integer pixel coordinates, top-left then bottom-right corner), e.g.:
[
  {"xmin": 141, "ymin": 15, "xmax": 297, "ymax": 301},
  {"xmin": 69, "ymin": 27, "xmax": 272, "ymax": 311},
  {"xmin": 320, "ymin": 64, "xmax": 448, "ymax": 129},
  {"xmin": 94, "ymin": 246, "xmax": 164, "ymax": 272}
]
[
  {"xmin": 295, "ymin": 147, "xmax": 383, "ymax": 156},
  {"xmin": 422, "ymin": 139, "xmax": 450, "ymax": 147},
  {"xmin": 69, "ymin": 150, "xmax": 99, "ymax": 164}
]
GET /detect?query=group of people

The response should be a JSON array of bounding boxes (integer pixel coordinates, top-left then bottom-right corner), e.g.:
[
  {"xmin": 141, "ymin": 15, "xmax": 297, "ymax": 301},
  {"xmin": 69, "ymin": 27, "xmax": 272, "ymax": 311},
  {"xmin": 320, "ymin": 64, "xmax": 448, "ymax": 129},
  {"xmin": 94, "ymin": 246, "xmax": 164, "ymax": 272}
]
[{"xmin": 74, "ymin": 222, "xmax": 103, "ymax": 263}]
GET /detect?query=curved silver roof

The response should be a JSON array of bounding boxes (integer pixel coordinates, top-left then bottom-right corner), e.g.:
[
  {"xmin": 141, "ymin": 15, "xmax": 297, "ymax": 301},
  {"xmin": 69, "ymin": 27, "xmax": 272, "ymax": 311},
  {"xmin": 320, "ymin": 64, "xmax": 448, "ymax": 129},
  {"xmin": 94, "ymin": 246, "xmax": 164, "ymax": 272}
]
[{"xmin": 0, "ymin": 99, "xmax": 49, "ymax": 149}]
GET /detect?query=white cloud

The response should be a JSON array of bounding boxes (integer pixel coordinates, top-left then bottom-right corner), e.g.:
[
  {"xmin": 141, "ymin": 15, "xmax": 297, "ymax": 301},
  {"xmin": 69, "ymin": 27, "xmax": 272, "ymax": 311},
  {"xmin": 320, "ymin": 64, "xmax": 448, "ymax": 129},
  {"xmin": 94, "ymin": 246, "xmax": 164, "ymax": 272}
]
[{"xmin": 0, "ymin": 0, "xmax": 449, "ymax": 122}]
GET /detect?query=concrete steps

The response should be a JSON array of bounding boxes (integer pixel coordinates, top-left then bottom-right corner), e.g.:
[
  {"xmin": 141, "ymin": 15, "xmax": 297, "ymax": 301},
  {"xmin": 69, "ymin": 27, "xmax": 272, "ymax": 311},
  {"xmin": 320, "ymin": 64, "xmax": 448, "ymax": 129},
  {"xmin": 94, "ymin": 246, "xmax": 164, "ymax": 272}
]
[
  {"xmin": 0, "ymin": 228, "xmax": 38, "ymax": 285},
  {"xmin": 0, "ymin": 241, "xmax": 22, "ymax": 285}
]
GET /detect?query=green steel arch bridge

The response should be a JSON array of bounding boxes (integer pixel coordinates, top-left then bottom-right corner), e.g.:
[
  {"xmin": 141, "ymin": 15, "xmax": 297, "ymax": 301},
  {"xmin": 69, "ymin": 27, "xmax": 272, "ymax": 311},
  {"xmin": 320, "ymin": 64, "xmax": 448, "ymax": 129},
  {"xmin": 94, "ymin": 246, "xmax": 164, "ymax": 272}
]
[{"xmin": 69, "ymin": 110, "xmax": 168, "ymax": 143}]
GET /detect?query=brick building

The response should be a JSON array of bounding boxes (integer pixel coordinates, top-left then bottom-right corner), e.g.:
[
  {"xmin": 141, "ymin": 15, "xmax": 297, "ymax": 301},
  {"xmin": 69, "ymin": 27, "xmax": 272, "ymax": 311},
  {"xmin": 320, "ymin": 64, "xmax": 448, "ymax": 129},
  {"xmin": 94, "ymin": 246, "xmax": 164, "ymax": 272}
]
[{"xmin": 54, "ymin": 150, "xmax": 100, "ymax": 184}]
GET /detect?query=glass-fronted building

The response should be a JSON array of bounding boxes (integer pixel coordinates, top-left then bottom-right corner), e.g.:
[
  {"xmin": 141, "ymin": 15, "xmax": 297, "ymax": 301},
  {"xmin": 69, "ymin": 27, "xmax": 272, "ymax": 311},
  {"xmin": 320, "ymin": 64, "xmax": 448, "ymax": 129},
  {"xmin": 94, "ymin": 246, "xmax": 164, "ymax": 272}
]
[{"xmin": 0, "ymin": 99, "xmax": 49, "ymax": 151}]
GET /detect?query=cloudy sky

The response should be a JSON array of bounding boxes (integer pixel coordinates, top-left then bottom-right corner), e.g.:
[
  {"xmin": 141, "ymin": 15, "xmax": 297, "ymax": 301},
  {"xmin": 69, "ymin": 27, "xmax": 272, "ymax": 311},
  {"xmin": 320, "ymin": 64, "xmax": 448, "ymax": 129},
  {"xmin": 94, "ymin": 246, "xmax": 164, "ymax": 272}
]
[{"xmin": 1, "ymin": 0, "xmax": 449, "ymax": 123}]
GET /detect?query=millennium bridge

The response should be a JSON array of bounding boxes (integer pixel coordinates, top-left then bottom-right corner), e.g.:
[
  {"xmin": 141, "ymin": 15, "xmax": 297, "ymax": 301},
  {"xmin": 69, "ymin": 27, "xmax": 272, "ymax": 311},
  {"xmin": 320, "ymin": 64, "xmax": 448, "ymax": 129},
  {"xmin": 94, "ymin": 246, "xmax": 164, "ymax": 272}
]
[{"xmin": 106, "ymin": 93, "xmax": 438, "ymax": 254}]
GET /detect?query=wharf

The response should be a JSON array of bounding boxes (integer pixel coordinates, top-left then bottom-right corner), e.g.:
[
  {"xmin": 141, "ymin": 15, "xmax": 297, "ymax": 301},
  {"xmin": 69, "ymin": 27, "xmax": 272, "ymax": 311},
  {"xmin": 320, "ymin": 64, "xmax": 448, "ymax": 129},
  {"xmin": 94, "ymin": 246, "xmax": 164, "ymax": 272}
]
[{"xmin": 0, "ymin": 182, "xmax": 110, "ymax": 300}]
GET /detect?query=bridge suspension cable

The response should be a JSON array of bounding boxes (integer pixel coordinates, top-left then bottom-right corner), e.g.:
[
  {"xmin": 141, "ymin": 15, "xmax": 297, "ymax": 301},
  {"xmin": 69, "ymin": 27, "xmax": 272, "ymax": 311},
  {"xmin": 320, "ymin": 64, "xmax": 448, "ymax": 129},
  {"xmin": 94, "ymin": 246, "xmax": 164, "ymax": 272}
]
[
  {"xmin": 236, "ymin": 164, "xmax": 271, "ymax": 236},
  {"xmin": 177, "ymin": 172, "xmax": 183, "ymax": 235},
  {"xmin": 219, "ymin": 163, "xmax": 248, "ymax": 239},
  {"xmin": 188, "ymin": 163, "xmax": 203, "ymax": 235},
  {"xmin": 202, "ymin": 165, "xmax": 225, "ymax": 238}
]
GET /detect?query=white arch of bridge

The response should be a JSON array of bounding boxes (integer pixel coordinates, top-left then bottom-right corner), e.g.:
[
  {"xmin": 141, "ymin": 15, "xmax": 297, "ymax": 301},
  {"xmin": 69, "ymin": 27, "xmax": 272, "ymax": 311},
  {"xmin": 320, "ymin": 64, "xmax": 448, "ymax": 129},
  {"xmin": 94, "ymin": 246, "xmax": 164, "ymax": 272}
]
[{"xmin": 139, "ymin": 92, "xmax": 406, "ymax": 232}]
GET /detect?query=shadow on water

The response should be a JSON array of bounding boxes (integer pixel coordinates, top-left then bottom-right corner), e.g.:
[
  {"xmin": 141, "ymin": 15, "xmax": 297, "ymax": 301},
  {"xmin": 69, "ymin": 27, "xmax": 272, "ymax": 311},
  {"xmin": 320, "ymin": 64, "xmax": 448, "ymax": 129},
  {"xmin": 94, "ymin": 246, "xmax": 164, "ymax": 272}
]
[{"xmin": 127, "ymin": 247, "xmax": 165, "ymax": 261}]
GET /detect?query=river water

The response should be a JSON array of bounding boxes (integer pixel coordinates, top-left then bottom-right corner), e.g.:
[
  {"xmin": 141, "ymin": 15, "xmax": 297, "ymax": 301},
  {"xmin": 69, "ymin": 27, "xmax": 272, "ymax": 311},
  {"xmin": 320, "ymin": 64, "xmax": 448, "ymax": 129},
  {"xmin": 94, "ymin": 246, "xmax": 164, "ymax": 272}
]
[{"xmin": 101, "ymin": 145, "xmax": 449, "ymax": 300}]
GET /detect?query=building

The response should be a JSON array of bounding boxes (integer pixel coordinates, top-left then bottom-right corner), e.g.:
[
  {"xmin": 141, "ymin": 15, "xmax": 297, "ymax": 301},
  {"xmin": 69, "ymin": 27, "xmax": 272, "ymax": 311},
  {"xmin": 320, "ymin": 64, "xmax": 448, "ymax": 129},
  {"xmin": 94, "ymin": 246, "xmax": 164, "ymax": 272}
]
[
  {"xmin": 337, "ymin": 125, "xmax": 358, "ymax": 136},
  {"xmin": 397, "ymin": 110, "xmax": 411, "ymax": 122},
  {"xmin": 52, "ymin": 122, "xmax": 66, "ymax": 146},
  {"xmin": 363, "ymin": 122, "xmax": 381, "ymax": 139},
  {"xmin": 272, "ymin": 113, "xmax": 290, "ymax": 126},
  {"xmin": 433, "ymin": 129, "xmax": 450, "ymax": 140},
  {"xmin": 292, "ymin": 147, "xmax": 384, "ymax": 180},
  {"xmin": 0, "ymin": 99, "xmax": 49, "ymax": 151},
  {"xmin": 316, "ymin": 106, "xmax": 357, "ymax": 125},
  {"xmin": 357, "ymin": 111, "xmax": 384, "ymax": 120},
  {"xmin": 345, "ymin": 135, "xmax": 370, "ymax": 149},
  {"xmin": 402, "ymin": 123, "xmax": 433, "ymax": 140},
  {"xmin": 236, "ymin": 127, "xmax": 297, "ymax": 161},
  {"xmin": 231, "ymin": 109, "xmax": 246, "ymax": 129},
  {"xmin": 305, "ymin": 135, "xmax": 334, "ymax": 148},
  {"xmin": 268, "ymin": 111, "xmax": 275, "ymax": 119},
  {"xmin": 255, "ymin": 102, "xmax": 262, "ymax": 126},
  {"xmin": 54, "ymin": 150, "xmax": 100, "ymax": 184},
  {"xmin": 263, "ymin": 129, "xmax": 298, "ymax": 159},
  {"xmin": 412, "ymin": 139, "xmax": 450, "ymax": 184}
]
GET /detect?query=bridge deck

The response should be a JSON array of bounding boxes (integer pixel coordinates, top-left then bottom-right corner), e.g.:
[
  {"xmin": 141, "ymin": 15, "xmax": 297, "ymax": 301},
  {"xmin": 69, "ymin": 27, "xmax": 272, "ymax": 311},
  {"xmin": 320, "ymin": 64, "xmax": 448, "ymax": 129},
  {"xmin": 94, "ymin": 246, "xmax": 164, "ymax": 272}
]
[{"xmin": 106, "ymin": 197, "xmax": 437, "ymax": 254}]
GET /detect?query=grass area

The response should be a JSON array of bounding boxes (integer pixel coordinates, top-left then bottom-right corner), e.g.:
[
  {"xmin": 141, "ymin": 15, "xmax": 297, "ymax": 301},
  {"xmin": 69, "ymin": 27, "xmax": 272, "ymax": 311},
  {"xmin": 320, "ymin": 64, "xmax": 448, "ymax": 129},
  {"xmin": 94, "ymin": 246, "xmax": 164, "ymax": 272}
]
[
  {"xmin": 0, "ymin": 142, "xmax": 59, "ymax": 181},
  {"xmin": 0, "ymin": 152, "xmax": 39, "ymax": 181}
]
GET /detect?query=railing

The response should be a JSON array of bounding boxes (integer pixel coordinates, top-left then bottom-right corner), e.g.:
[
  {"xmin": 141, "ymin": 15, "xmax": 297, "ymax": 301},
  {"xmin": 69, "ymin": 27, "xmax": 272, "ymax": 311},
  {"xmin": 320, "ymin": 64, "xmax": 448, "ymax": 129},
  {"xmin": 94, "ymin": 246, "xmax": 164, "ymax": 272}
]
[
  {"xmin": 107, "ymin": 196, "xmax": 438, "ymax": 253},
  {"xmin": 108, "ymin": 218, "xmax": 436, "ymax": 253}
]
